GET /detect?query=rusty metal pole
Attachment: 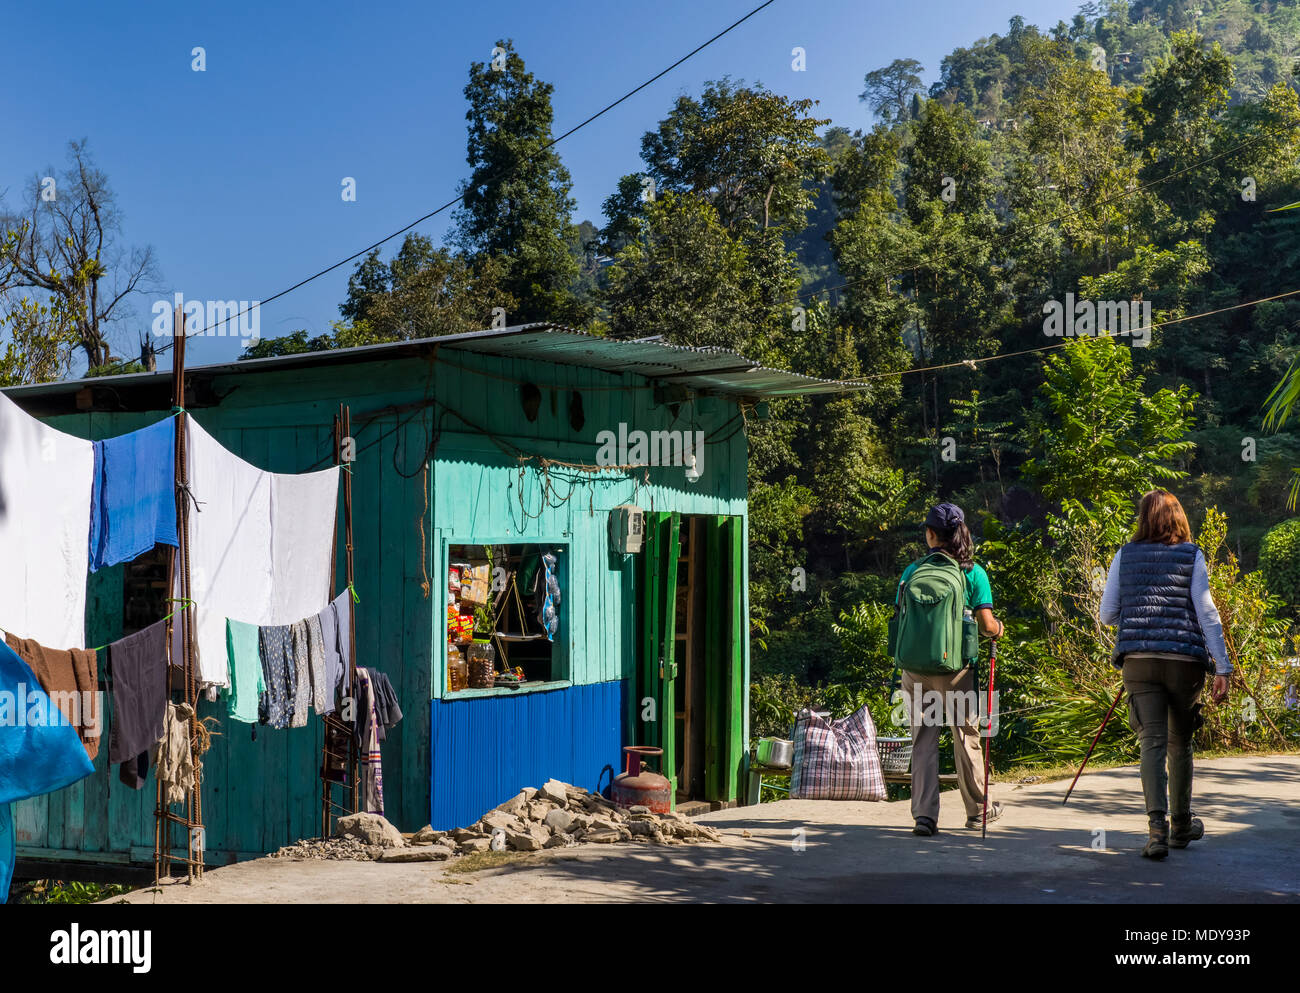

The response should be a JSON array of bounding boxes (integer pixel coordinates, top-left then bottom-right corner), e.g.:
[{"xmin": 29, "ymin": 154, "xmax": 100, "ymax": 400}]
[{"xmin": 343, "ymin": 405, "xmax": 357, "ymax": 817}]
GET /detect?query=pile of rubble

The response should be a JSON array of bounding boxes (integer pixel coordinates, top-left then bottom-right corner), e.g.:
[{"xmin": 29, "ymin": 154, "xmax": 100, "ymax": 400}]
[
  {"xmin": 326, "ymin": 779, "xmax": 723, "ymax": 863},
  {"xmin": 270, "ymin": 835, "xmax": 379, "ymax": 861}
]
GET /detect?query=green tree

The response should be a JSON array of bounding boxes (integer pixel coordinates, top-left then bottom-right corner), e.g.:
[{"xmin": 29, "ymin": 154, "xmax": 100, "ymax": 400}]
[
  {"xmin": 0, "ymin": 293, "xmax": 79, "ymax": 386},
  {"xmin": 602, "ymin": 191, "xmax": 755, "ymax": 349},
  {"xmin": 640, "ymin": 79, "xmax": 830, "ymax": 234},
  {"xmin": 1023, "ymin": 337, "xmax": 1196, "ymax": 515},
  {"xmin": 859, "ymin": 58, "xmax": 926, "ymax": 124},
  {"xmin": 341, "ymin": 234, "xmax": 512, "ymax": 340},
  {"xmin": 452, "ymin": 40, "xmax": 587, "ymax": 326}
]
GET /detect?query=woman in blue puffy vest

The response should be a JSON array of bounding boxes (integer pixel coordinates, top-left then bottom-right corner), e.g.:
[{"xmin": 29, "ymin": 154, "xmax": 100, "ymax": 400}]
[{"xmin": 1099, "ymin": 490, "xmax": 1230, "ymax": 860}]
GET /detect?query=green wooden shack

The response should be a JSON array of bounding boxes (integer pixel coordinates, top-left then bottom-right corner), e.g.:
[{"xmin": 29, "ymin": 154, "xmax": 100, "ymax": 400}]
[{"xmin": 3, "ymin": 324, "xmax": 847, "ymax": 872}]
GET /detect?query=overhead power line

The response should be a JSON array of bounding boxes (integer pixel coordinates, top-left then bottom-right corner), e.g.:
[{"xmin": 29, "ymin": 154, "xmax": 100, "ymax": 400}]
[
  {"xmin": 833, "ymin": 285, "xmax": 1300, "ymax": 385},
  {"xmin": 131, "ymin": 0, "xmax": 778, "ymax": 373}
]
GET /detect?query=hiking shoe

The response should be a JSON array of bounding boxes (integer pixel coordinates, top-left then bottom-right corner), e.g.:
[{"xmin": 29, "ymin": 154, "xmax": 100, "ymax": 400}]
[
  {"xmin": 1170, "ymin": 815, "xmax": 1205, "ymax": 849},
  {"xmin": 967, "ymin": 803, "xmax": 1004, "ymax": 829},
  {"xmin": 1142, "ymin": 814, "xmax": 1169, "ymax": 860},
  {"xmin": 913, "ymin": 818, "xmax": 937, "ymax": 836}
]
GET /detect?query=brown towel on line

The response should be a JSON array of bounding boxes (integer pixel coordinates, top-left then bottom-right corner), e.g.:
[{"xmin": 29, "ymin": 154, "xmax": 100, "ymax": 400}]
[
  {"xmin": 5, "ymin": 632, "xmax": 101, "ymax": 760},
  {"xmin": 107, "ymin": 620, "xmax": 169, "ymax": 790}
]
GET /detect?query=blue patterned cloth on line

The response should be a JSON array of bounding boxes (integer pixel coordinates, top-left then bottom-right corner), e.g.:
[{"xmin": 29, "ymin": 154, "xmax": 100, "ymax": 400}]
[{"xmin": 258, "ymin": 624, "xmax": 295, "ymax": 730}]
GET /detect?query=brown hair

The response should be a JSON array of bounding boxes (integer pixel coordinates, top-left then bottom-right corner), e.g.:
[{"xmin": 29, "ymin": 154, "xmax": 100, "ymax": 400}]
[
  {"xmin": 1132, "ymin": 490, "xmax": 1192, "ymax": 545},
  {"xmin": 927, "ymin": 521, "xmax": 975, "ymax": 570}
]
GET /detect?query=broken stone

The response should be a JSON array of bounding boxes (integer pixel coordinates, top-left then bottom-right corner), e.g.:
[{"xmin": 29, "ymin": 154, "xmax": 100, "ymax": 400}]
[
  {"xmin": 496, "ymin": 793, "xmax": 527, "ymax": 816},
  {"xmin": 522, "ymin": 787, "xmax": 539, "ymax": 801},
  {"xmin": 585, "ymin": 828, "xmax": 621, "ymax": 844},
  {"xmin": 379, "ymin": 846, "xmax": 453, "ymax": 863},
  {"xmin": 526, "ymin": 801, "xmax": 552, "ymax": 822},
  {"xmin": 539, "ymin": 779, "xmax": 569, "ymax": 805},
  {"xmin": 459, "ymin": 837, "xmax": 492, "ymax": 854},
  {"xmin": 505, "ymin": 823, "xmax": 550, "ymax": 852},
  {"xmin": 627, "ymin": 819, "xmax": 663, "ymax": 841},
  {"xmin": 628, "ymin": 805, "xmax": 650, "ymax": 814},
  {"xmin": 410, "ymin": 825, "xmax": 443, "ymax": 845},
  {"xmin": 544, "ymin": 808, "xmax": 573, "ymax": 833},
  {"xmin": 544, "ymin": 832, "xmax": 575, "ymax": 849},
  {"xmin": 480, "ymin": 810, "xmax": 521, "ymax": 834},
  {"xmin": 335, "ymin": 812, "xmax": 406, "ymax": 849},
  {"xmin": 450, "ymin": 826, "xmax": 484, "ymax": 842}
]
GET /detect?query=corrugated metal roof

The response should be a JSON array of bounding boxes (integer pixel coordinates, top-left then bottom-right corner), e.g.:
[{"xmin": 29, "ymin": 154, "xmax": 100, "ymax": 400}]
[{"xmin": 2, "ymin": 323, "xmax": 866, "ymax": 401}]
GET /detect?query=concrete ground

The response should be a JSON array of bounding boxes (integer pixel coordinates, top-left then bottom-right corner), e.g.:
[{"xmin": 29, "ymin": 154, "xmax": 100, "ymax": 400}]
[{"xmin": 107, "ymin": 755, "xmax": 1300, "ymax": 903}]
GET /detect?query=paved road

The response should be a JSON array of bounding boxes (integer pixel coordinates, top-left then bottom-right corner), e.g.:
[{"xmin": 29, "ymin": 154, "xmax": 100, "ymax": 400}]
[{"xmin": 109, "ymin": 755, "xmax": 1300, "ymax": 903}]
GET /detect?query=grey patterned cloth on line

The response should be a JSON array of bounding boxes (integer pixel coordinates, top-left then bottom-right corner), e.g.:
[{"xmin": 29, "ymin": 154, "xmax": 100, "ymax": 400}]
[
  {"xmin": 258, "ymin": 624, "xmax": 295, "ymax": 730},
  {"xmin": 306, "ymin": 614, "xmax": 328, "ymax": 716},
  {"xmin": 290, "ymin": 621, "xmax": 311, "ymax": 728}
]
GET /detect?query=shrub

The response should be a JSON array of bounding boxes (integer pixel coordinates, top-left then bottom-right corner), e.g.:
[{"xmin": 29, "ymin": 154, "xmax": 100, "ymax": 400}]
[{"xmin": 1260, "ymin": 518, "xmax": 1300, "ymax": 611}]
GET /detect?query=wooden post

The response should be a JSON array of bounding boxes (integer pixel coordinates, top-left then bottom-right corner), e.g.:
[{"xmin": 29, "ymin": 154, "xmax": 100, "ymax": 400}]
[
  {"xmin": 343, "ymin": 404, "xmax": 357, "ymax": 817},
  {"xmin": 154, "ymin": 305, "xmax": 204, "ymax": 884},
  {"xmin": 320, "ymin": 404, "xmax": 357, "ymax": 839}
]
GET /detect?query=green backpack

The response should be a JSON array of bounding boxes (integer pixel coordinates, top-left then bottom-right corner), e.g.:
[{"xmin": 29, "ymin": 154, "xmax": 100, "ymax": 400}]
[{"xmin": 889, "ymin": 552, "xmax": 969, "ymax": 675}]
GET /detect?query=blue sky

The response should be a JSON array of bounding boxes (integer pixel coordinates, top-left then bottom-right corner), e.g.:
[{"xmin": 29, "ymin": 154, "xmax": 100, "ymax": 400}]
[{"xmin": 3, "ymin": 0, "xmax": 1084, "ymax": 368}]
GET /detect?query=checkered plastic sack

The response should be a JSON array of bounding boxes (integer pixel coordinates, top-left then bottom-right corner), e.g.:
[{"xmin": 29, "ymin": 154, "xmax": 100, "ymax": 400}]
[{"xmin": 789, "ymin": 705, "xmax": 886, "ymax": 801}]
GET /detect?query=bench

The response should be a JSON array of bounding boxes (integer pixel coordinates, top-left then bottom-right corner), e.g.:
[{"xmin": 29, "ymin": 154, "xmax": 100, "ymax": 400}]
[{"xmin": 746, "ymin": 762, "xmax": 957, "ymax": 805}]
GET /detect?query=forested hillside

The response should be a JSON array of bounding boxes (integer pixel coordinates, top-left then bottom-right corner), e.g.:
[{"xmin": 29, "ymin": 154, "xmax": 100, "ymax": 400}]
[{"xmin": 262, "ymin": 4, "xmax": 1300, "ymax": 764}]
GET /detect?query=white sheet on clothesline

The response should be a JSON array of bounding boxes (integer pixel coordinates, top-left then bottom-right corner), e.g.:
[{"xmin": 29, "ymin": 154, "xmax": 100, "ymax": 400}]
[
  {"xmin": 0, "ymin": 391, "xmax": 94, "ymax": 649},
  {"xmin": 178, "ymin": 417, "xmax": 338, "ymax": 689}
]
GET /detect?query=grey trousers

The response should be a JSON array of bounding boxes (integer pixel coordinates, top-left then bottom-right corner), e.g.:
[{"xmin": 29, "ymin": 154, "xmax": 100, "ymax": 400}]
[
  {"xmin": 1121, "ymin": 655, "xmax": 1206, "ymax": 820},
  {"xmin": 901, "ymin": 667, "xmax": 988, "ymax": 823}
]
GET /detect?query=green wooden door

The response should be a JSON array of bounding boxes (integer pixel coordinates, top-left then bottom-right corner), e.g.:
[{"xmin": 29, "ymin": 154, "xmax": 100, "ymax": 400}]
[
  {"xmin": 704, "ymin": 515, "xmax": 746, "ymax": 803},
  {"xmin": 639, "ymin": 511, "xmax": 680, "ymax": 800}
]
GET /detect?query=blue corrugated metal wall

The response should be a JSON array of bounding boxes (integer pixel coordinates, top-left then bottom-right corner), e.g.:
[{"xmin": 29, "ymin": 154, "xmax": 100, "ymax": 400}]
[{"xmin": 428, "ymin": 679, "xmax": 626, "ymax": 830}]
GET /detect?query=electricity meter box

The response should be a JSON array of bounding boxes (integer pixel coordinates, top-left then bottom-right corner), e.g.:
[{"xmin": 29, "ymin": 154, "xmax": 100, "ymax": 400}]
[{"xmin": 609, "ymin": 504, "xmax": 645, "ymax": 554}]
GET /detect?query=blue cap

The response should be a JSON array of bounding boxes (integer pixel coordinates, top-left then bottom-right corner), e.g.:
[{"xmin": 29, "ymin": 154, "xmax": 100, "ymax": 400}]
[{"xmin": 925, "ymin": 503, "xmax": 965, "ymax": 530}]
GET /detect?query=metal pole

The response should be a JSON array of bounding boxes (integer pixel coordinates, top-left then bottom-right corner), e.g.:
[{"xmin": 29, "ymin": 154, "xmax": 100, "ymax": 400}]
[
  {"xmin": 343, "ymin": 405, "xmax": 357, "ymax": 817},
  {"xmin": 1062, "ymin": 687, "xmax": 1126, "ymax": 806},
  {"xmin": 981, "ymin": 640, "xmax": 997, "ymax": 839}
]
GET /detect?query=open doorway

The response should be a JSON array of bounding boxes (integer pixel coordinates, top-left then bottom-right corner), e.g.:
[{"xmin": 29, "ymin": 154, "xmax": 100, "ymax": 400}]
[
  {"xmin": 637, "ymin": 512, "xmax": 745, "ymax": 810},
  {"xmin": 675, "ymin": 517, "xmax": 707, "ymax": 802}
]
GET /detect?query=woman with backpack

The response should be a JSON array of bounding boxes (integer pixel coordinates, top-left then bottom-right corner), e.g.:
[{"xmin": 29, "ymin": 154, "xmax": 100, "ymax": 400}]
[
  {"xmin": 893, "ymin": 503, "xmax": 1005, "ymax": 836},
  {"xmin": 1099, "ymin": 490, "xmax": 1230, "ymax": 860}
]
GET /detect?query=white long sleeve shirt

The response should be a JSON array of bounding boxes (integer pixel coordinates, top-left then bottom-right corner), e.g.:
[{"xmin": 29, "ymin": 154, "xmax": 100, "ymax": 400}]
[{"xmin": 1099, "ymin": 547, "xmax": 1231, "ymax": 675}]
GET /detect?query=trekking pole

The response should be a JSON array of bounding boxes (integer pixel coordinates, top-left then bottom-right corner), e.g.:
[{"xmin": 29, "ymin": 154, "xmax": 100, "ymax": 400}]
[
  {"xmin": 1062, "ymin": 687, "xmax": 1125, "ymax": 806},
  {"xmin": 981, "ymin": 639, "xmax": 997, "ymax": 839}
]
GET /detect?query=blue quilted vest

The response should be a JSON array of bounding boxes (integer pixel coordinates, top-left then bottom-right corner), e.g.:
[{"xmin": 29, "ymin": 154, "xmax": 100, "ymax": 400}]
[{"xmin": 1113, "ymin": 541, "xmax": 1208, "ymax": 665}]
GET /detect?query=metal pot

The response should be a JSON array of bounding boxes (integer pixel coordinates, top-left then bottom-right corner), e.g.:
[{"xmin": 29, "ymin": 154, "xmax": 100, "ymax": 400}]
[{"xmin": 756, "ymin": 737, "xmax": 793, "ymax": 769}]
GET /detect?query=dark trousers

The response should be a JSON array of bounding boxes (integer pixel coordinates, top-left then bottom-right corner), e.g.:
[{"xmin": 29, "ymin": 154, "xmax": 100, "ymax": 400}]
[{"xmin": 1121, "ymin": 656, "xmax": 1206, "ymax": 820}]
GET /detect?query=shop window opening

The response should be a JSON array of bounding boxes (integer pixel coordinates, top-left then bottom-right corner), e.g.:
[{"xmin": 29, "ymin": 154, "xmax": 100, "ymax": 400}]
[{"xmin": 446, "ymin": 543, "xmax": 565, "ymax": 693}]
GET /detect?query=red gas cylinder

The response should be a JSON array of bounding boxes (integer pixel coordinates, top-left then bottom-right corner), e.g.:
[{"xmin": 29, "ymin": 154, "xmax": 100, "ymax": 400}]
[{"xmin": 612, "ymin": 745, "xmax": 671, "ymax": 813}]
